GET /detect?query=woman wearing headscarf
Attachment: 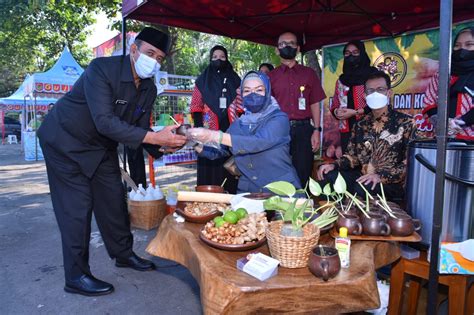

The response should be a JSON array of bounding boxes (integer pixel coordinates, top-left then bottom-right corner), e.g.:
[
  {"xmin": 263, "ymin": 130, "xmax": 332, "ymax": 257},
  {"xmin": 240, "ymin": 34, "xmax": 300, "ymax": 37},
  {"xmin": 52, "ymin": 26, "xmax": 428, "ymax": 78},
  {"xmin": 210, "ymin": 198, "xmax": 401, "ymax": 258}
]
[
  {"xmin": 422, "ymin": 27, "xmax": 474, "ymax": 140},
  {"xmin": 190, "ymin": 45, "xmax": 241, "ymax": 193},
  {"xmin": 330, "ymin": 40, "xmax": 378, "ymax": 152},
  {"xmin": 188, "ymin": 71, "xmax": 301, "ymax": 193}
]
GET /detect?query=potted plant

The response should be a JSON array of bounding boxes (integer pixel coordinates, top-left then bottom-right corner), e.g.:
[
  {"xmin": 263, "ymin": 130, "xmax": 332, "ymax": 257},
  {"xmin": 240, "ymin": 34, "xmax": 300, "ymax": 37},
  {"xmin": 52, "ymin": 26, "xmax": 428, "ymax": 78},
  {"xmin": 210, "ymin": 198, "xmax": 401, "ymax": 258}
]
[{"xmin": 262, "ymin": 180, "xmax": 338, "ymax": 268}]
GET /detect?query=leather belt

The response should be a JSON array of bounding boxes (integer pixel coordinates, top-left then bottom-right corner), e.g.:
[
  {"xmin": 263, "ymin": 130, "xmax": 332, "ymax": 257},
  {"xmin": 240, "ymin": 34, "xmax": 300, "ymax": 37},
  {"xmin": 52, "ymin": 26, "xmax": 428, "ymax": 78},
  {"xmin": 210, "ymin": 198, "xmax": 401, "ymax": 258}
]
[{"xmin": 289, "ymin": 119, "xmax": 311, "ymax": 127}]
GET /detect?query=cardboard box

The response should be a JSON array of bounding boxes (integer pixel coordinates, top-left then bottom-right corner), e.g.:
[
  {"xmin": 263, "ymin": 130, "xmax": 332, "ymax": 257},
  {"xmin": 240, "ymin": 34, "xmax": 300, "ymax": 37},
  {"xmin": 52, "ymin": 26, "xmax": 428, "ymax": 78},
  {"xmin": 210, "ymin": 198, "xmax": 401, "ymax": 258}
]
[{"xmin": 439, "ymin": 241, "xmax": 474, "ymax": 275}]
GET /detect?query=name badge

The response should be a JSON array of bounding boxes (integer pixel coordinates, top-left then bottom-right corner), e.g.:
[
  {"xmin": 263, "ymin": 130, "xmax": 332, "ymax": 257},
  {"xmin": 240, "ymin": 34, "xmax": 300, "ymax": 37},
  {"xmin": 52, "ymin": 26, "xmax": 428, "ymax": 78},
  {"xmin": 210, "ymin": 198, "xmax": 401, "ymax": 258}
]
[
  {"xmin": 115, "ymin": 100, "xmax": 128, "ymax": 106},
  {"xmin": 298, "ymin": 97, "xmax": 306, "ymax": 110},
  {"xmin": 219, "ymin": 97, "xmax": 227, "ymax": 109}
]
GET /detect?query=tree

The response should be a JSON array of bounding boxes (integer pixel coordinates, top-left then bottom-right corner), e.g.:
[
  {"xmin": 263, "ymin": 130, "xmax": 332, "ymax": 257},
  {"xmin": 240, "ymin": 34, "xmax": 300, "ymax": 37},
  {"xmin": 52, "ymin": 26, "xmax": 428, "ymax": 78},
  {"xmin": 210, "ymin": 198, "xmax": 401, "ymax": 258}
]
[{"xmin": 0, "ymin": 0, "xmax": 120, "ymax": 97}]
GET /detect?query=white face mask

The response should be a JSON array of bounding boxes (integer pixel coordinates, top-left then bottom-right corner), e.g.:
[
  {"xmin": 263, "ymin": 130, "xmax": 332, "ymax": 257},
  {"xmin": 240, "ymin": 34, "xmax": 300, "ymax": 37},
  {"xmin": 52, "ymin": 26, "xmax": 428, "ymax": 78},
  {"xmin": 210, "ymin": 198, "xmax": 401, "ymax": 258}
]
[
  {"xmin": 366, "ymin": 92, "xmax": 389, "ymax": 109},
  {"xmin": 134, "ymin": 51, "xmax": 159, "ymax": 79}
]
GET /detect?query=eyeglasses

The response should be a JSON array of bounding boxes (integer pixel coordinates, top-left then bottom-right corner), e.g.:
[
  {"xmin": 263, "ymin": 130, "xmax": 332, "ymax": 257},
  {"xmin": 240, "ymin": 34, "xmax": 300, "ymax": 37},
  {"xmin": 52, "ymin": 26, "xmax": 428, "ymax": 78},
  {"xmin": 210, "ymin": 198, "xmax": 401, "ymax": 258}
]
[
  {"xmin": 344, "ymin": 50, "xmax": 360, "ymax": 57},
  {"xmin": 278, "ymin": 41, "xmax": 297, "ymax": 48},
  {"xmin": 366, "ymin": 87, "xmax": 388, "ymax": 95}
]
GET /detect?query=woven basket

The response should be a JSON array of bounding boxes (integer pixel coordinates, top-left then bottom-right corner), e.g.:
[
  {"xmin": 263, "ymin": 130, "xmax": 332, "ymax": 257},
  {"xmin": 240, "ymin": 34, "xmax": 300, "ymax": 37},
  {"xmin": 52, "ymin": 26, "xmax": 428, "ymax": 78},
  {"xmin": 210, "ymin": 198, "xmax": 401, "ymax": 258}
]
[
  {"xmin": 266, "ymin": 221, "xmax": 320, "ymax": 268},
  {"xmin": 128, "ymin": 198, "xmax": 166, "ymax": 230}
]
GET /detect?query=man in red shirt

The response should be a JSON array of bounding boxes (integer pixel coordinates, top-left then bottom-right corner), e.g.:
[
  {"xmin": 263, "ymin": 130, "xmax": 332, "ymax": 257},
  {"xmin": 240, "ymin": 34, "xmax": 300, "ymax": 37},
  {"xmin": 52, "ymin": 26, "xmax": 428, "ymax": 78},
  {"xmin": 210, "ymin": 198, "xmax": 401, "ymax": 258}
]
[{"xmin": 269, "ymin": 31, "xmax": 327, "ymax": 186}]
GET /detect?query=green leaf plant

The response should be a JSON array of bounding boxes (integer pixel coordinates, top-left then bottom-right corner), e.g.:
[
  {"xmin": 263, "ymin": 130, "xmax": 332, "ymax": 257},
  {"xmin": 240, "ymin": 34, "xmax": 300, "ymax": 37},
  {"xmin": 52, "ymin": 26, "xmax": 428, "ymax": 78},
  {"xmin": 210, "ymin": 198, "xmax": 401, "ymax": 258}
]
[
  {"xmin": 263, "ymin": 181, "xmax": 338, "ymax": 234},
  {"xmin": 308, "ymin": 173, "xmax": 370, "ymax": 219}
]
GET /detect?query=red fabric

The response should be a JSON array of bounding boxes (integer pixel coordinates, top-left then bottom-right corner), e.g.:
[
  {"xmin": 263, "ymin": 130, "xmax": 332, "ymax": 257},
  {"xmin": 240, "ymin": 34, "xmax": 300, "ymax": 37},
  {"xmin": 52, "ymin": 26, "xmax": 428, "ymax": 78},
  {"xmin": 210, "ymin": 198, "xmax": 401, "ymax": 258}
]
[
  {"xmin": 190, "ymin": 85, "xmax": 219, "ymax": 130},
  {"xmin": 330, "ymin": 80, "xmax": 367, "ymax": 133},
  {"xmin": 123, "ymin": 0, "xmax": 474, "ymax": 52},
  {"xmin": 422, "ymin": 73, "xmax": 474, "ymax": 140},
  {"xmin": 228, "ymin": 92, "xmax": 244, "ymax": 124},
  {"xmin": 268, "ymin": 63, "xmax": 326, "ymax": 120}
]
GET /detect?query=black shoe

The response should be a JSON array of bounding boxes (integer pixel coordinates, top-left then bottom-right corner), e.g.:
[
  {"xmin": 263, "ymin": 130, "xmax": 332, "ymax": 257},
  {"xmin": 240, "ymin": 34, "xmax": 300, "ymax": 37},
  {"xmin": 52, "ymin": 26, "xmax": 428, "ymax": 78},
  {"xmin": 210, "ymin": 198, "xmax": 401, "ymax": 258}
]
[
  {"xmin": 64, "ymin": 274, "xmax": 114, "ymax": 296},
  {"xmin": 115, "ymin": 253, "xmax": 155, "ymax": 271}
]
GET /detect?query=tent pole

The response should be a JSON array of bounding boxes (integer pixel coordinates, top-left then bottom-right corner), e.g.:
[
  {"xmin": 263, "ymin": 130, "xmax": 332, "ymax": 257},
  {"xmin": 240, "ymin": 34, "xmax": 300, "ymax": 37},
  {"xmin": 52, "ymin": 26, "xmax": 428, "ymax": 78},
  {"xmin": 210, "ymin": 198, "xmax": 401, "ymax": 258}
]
[
  {"xmin": 427, "ymin": 0, "xmax": 452, "ymax": 313},
  {"xmin": 34, "ymin": 95, "xmax": 38, "ymax": 161},
  {"xmin": 121, "ymin": 17, "xmax": 128, "ymax": 188}
]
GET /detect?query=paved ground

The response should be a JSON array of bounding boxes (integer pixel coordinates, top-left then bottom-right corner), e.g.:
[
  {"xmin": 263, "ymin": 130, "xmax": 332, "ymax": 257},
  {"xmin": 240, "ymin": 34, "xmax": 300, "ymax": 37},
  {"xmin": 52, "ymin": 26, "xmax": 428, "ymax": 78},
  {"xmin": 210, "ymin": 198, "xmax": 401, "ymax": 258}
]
[{"xmin": 0, "ymin": 144, "xmax": 202, "ymax": 315}]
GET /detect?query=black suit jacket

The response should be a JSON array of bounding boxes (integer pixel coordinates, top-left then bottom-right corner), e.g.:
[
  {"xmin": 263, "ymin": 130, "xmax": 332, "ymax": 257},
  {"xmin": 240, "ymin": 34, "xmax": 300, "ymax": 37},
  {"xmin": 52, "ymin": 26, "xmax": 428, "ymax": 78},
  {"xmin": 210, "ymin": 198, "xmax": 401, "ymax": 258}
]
[{"xmin": 38, "ymin": 55, "xmax": 160, "ymax": 178}]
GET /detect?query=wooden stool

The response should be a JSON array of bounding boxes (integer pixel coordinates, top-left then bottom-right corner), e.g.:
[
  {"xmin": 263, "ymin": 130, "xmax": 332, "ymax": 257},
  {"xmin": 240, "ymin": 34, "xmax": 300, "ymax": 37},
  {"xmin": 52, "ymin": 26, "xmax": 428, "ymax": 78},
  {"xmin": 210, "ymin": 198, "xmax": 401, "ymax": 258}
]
[{"xmin": 388, "ymin": 251, "xmax": 474, "ymax": 315}]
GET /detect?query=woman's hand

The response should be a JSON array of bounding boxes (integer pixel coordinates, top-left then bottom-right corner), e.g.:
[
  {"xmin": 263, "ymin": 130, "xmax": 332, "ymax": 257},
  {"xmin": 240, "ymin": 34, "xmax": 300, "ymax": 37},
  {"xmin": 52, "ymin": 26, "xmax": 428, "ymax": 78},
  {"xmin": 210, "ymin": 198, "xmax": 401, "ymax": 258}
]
[
  {"xmin": 317, "ymin": 164, "xmax": 335, "ymax": 181},
  {"xmin": 335, "ymin": 108, "xmax": 357, "ymax": 120},
  {"xmin": 187, "ymin": 128, "xmax": 220, "ymax": 144}
]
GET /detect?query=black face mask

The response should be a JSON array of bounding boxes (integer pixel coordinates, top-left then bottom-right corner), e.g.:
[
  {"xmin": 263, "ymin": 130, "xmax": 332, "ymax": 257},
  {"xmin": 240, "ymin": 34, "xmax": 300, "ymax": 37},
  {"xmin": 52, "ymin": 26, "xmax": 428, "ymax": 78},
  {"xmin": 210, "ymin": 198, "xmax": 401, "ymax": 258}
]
[
  {"xmin": 452, "ymin": 49, "xmax": 474, "ymax": 62},
  {"xmin": 278, "ymin": 46, "xmax": 297, "ymax": 60},
  {"xmin": 211, "ymin": 59, "xmax": 227, "ymax": 70},
  {"xmin": 344, "ymin": 55, "xmax": 361, "ymax": 67}
]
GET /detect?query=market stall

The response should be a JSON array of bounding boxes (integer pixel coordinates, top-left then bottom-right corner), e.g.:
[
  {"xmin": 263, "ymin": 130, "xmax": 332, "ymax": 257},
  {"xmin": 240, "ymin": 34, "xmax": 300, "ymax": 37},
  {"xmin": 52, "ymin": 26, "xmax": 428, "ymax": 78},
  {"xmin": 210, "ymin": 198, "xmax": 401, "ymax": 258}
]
[
  {"xmin": 123, "ymin": 1, "xmax": 474, "ymax": 313},
  {"xmin": 0, "ymin": 76, "xmax": 56, "ymax": 144},
  {"xmin": 22, "ymin": 47, "xmax": 84, "ymax": 161}
]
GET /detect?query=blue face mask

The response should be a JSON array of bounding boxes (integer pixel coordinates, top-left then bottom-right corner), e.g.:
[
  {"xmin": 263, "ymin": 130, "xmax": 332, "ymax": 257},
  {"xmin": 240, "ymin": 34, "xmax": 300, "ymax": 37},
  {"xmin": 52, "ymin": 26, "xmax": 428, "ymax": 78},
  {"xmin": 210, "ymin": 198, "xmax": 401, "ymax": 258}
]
[{"xmin": 243, "ymin": 93, "xmax": 266, "ymax": 113}]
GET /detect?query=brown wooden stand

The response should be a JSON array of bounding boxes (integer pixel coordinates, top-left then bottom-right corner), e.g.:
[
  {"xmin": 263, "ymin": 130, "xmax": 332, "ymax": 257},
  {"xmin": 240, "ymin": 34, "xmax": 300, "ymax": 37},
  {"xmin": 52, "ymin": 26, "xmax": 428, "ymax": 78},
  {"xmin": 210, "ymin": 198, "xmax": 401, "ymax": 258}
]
[
  {"xmin": 147, "ymin": 216, "xmax": 401, "ymax": 314},
  {"xmin": 388, "ymin": 251, "xmax": 474, "ymax": 315}
]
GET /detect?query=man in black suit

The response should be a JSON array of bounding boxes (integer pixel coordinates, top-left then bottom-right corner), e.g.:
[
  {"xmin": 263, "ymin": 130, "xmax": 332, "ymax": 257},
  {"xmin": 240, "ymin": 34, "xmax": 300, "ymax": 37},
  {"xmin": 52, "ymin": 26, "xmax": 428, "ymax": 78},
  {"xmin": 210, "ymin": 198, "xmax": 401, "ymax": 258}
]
[{"xmin": 38, "ymin": 28, "xmax": 186, "ymax": 296}]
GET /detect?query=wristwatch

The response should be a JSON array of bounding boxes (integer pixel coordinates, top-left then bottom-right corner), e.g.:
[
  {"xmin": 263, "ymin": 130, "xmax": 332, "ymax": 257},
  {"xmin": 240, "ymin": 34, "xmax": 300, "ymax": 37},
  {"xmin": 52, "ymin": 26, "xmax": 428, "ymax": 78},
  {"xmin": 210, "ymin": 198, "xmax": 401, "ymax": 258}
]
[{"xmin": 314, "ymin": 126, "xmax": 322, "ymax": 132}]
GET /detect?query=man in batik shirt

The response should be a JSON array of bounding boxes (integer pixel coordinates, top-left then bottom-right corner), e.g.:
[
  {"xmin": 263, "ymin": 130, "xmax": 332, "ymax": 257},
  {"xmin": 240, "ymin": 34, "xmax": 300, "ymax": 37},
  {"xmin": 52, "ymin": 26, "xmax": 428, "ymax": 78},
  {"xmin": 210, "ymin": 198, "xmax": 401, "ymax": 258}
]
[{"xmin": 317, "ymin": 71, "xmax": 418, "ymax": 201}]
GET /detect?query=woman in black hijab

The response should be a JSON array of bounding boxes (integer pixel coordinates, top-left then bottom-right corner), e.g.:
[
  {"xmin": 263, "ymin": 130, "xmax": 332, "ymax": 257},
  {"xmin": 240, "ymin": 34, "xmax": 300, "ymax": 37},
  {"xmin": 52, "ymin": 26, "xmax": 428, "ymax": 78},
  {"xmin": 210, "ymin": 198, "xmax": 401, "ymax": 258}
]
[
  {"xmin": 422, "ymin": 27, "xmax": 474, "ymax": 140},
  {"xmin": 190, "ymin": 45, "xmax": 241, "ymax": 192},
  {"xmin": 330, "ymin": 40, "xmax": 378, "ymax": 153}
]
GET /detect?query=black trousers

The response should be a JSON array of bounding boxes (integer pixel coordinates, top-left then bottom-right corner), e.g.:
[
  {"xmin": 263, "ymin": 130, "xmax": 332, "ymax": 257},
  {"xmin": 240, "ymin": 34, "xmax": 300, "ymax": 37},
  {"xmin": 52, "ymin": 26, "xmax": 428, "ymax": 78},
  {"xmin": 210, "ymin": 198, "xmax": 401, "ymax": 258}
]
[
  {"xmin": 197, "ymin": 156, "xmax": 238, "ymax": 194},
  {"xmin": 318, "ymin": 168, "xmax": 405, "ymax": 201},
  {"xmin": 126, "ymin": 145, "xmax": 146, "ymax": 187},
  {"xmin": 290, "ymin": 122, "xmax": 314, "ymax": 187},
  {"xmin": 340, "ymin": 132, "xmax": 351, "ymax": 154},
  {"xmin": 41, "ymin": 142, "xmax": 133, "ymax": 281}
]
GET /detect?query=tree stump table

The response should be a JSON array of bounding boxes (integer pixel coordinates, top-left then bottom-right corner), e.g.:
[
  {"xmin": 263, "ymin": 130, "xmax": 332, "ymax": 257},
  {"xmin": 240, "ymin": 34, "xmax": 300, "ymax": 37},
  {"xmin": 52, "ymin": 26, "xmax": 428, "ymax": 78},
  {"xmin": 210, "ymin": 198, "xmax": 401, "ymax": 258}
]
[{"xmin": 146, "ymin": 216, "xmax": 400, "ymax": 315}]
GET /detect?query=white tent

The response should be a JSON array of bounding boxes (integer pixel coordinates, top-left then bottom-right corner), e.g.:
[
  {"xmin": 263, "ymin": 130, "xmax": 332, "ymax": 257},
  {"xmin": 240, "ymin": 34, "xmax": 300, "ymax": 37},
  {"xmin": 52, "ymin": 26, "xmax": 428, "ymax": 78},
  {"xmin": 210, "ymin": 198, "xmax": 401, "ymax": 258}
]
[
  {"xmin": 21, "ymin": 47, "xmax": 84, "ymax": 161},
  {"xmin": 0, "ymin": 76, "xmax": 57, "ymax": 112}
]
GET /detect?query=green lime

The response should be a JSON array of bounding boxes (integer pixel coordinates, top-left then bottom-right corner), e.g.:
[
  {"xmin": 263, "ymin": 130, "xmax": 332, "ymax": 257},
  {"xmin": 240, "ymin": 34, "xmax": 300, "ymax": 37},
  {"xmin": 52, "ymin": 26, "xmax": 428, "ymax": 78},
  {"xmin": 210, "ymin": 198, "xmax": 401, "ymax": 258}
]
[
  {"xmin": 215, "ymin": 220, "xmax": 226, "ymax": 228},
  {"xmin": 213, "ymin": 216, "xmax": 224, "ymax": 223},
  {"xmin": 223, "ymin": 211, "xmax": 239, "ymax": 224},
  {"xmin": 235, "ymin": 208, "xmax": 248, "ymax": 219}
]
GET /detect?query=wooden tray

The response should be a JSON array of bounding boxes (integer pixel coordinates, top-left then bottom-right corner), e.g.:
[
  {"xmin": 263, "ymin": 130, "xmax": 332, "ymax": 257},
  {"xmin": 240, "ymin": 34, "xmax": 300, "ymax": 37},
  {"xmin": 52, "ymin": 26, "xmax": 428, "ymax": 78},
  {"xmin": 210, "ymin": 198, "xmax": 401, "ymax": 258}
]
[
  {"xmin": 319, "ymin": 223, "xmax": 334, "ymax": 235},
  {"xmin": 199, "ymin": 232, "xmax": 267, "ymax": 252},
  {"xmin": 175, "ymin": 204, "xmax": 222, "ymax": 224},
  {"xmin": 329, "ymin": 227, "xmax": 422, "ymax": 242}
]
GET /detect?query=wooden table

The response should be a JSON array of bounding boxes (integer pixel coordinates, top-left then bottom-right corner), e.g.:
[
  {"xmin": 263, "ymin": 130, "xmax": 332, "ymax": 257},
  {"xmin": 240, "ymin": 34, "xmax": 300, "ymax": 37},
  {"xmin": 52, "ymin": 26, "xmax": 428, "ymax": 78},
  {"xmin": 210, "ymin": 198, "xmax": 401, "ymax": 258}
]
[{"xmin": 147, "ymin": 216, "xmax": 401, "ymax": 315}]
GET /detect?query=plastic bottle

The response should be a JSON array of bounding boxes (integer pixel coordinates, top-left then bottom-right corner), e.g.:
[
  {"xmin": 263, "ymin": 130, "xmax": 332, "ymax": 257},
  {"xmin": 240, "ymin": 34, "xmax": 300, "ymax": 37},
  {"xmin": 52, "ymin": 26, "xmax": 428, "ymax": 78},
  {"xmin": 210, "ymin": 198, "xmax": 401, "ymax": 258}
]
[
  {"xmin": 335, "ymin": 227, "xmax": 351, "ymax": 268},
  {"xmin": 129, "ymin": 190, "xmax": 136, "ymax": 201}
]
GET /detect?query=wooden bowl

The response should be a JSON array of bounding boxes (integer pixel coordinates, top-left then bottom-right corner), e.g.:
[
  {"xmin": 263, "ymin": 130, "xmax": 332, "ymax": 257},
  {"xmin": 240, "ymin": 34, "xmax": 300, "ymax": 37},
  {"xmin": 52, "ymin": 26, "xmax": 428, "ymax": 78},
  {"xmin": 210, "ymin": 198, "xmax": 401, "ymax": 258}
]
[
  {"xmin": 319, "ymin": 223, "xmax": 334, "ymax": 235},
  {"xmin": 199, "ymin": 232, "xmax": 267, "ymax": 252},
  {"xmin": 242, "ymin": 192, "xmax": 274, "ymax": 200},
  {"xmin": 195, "ymin": 185, "xmax": 225, "ymax": 193},
  {"xmin": 175, "ymin": 201, "xmax": 223, "ymax": 223}
]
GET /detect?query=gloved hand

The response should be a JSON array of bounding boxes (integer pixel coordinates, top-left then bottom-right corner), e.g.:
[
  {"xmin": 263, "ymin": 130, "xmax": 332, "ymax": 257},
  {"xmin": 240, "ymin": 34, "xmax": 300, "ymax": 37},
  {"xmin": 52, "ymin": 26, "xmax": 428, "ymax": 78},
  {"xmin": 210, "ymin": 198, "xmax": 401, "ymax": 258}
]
[
  {"xmin": 187, "ymin": 128, "xmax": 221, "ymax": 148},
  {"xmin": 447, "ymin": 118, "xmax": 464, "ymax": 136}
]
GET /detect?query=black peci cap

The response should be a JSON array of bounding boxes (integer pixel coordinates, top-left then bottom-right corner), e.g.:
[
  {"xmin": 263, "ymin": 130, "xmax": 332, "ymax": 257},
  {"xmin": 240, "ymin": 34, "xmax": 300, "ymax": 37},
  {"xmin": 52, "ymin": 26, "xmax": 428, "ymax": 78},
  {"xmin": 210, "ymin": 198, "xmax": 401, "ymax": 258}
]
[{"xmin": 135, "ymin": 27, "xmax": 170, "ymax": 54}]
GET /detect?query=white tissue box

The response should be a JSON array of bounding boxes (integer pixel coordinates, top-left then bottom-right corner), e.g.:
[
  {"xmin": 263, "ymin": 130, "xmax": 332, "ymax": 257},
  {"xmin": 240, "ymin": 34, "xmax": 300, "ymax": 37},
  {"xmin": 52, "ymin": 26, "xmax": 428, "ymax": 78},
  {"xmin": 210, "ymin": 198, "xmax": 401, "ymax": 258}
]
[{"xmin": 236, "ymin": 252, "xmax": 279, "ymax": 281}]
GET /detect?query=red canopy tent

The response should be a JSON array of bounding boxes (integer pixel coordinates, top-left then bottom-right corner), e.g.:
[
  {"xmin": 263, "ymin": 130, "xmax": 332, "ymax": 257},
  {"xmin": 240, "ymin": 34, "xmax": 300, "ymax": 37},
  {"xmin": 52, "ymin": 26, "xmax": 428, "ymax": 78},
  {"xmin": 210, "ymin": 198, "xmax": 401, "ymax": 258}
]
[
  {"xmin": 123, "ymin": 0, "xmax": 474, "ymax": 51},
  {"xmin": 121, "ymin": 1, "xmax": 473, "ymax": 313}
]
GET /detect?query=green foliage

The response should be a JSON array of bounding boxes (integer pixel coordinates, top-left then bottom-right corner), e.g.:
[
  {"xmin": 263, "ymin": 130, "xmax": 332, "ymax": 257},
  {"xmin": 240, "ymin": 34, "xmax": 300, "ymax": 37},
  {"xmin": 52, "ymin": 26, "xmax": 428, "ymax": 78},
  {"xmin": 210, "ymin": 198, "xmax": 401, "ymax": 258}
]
[
  {"xmin": 400, "ymin": 34, "xmax": 415, "ymax": 50},
  {"xmin": 374, "ymin": 37, "xmax": 400, "ymax": 54},
  {"xmin": 324, "ymin": 45, "xmax": 343, "ymax": 74},
  {"xmin": 264, "ymin": 180, "xmax": 337, "ymax": 231},
  {"xmin": 0, "ymin": 0, "xmax": 114, "ymax": 97}
]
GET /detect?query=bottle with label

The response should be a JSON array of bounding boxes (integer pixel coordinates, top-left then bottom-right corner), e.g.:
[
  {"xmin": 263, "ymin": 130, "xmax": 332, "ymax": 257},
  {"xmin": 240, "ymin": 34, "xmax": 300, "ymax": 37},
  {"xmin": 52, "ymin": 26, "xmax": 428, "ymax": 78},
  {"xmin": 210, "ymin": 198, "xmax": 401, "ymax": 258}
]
[{"xmin": 335, "ymin": 227, "xmax": 351, "ymax": 268}]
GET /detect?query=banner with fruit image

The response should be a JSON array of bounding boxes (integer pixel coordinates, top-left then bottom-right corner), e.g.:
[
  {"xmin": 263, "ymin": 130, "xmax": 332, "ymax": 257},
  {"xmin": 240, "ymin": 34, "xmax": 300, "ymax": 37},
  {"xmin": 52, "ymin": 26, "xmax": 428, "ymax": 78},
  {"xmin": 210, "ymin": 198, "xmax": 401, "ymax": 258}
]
[{"xmin": 321, "ymin": 20, "xmax": 474, "ymax": 159}]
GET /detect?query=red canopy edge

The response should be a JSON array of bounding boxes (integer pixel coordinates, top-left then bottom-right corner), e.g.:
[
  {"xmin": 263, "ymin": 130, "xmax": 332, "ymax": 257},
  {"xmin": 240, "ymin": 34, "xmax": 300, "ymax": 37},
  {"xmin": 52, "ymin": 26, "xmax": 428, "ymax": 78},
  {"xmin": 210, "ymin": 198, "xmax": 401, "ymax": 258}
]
[{"xmin": 122, "ymin": 0, "xmax": 474, "ymax": 51}]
